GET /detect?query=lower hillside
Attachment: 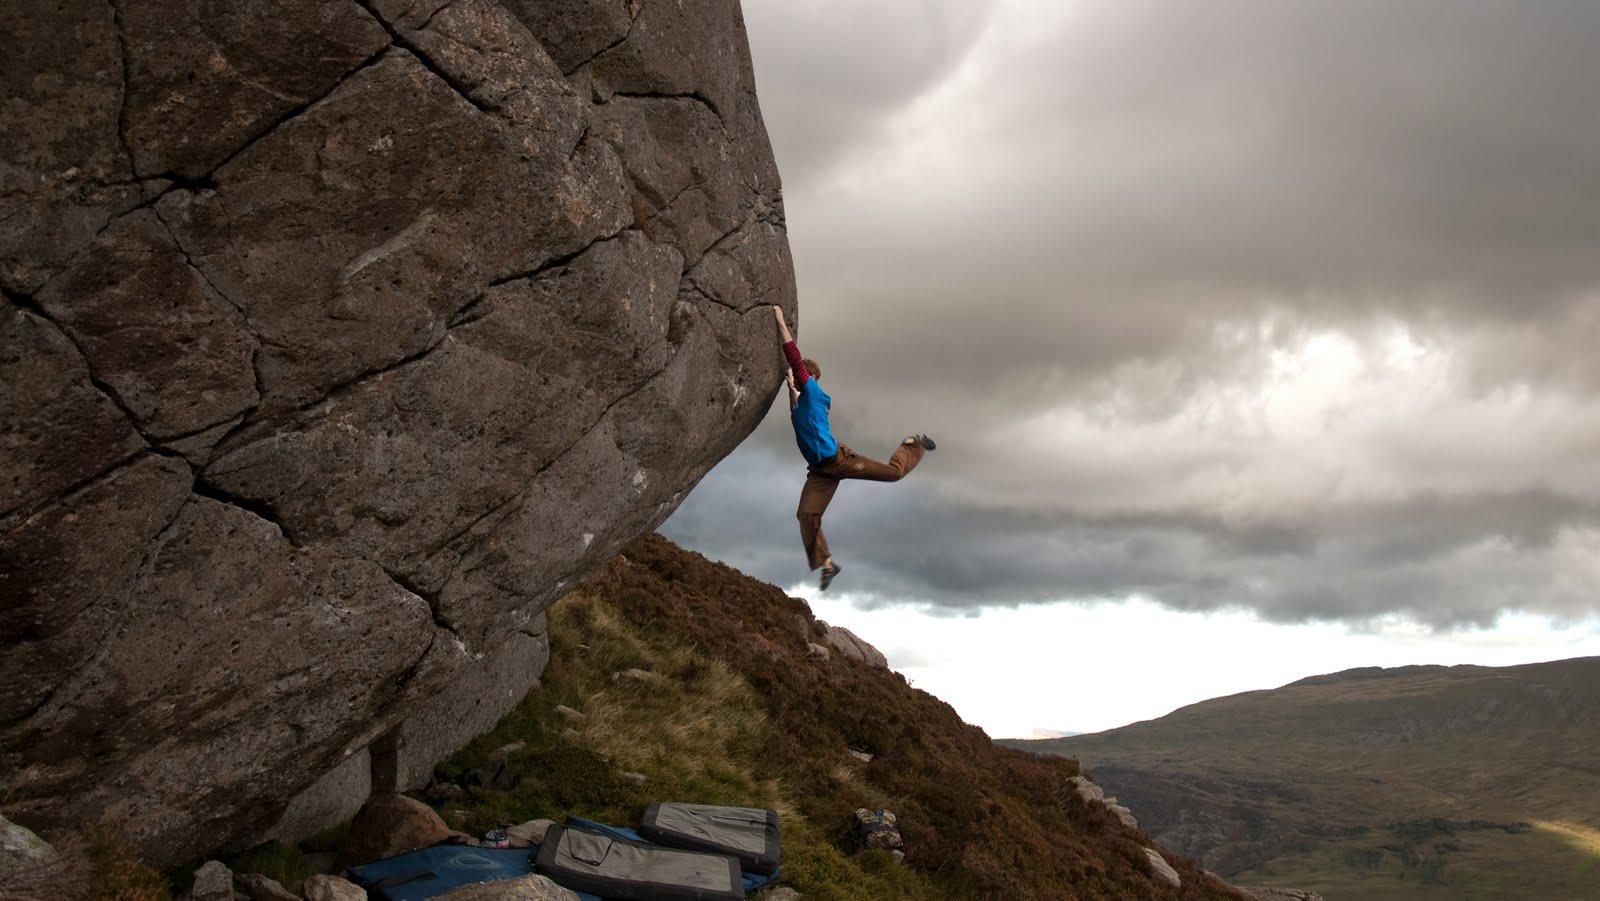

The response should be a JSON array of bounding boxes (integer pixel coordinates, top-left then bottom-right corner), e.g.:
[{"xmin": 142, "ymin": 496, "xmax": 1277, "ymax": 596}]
[
  {"xmin": 1008, "ymin": 658, "xmax": 1600, "ymax": 900},
  {"xmin": 427, "ymin": 534, "xmax": 1242, "ymax": 899}
]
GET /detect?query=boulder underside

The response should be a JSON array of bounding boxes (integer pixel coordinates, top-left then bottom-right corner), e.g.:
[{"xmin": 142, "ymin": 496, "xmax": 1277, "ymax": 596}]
[{"xmin": 1, "ymin": 0, "xmax": 793, "ymax": 867}]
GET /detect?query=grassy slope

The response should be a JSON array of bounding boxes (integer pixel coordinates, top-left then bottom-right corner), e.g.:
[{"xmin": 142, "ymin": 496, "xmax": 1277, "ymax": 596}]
[
  {"xmin": 1006, "ymin": 658, "xmax": 1600, "ymax": 900},
  {"xmin": 431, "ymin": 534, "xmax": 1245, "ymax": 900}
]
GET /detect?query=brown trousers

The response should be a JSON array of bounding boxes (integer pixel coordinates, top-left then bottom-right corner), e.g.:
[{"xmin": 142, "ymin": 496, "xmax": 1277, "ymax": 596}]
[{"xmin": 797, "ymin": 438, "xmax": 926, "ymax": 570}]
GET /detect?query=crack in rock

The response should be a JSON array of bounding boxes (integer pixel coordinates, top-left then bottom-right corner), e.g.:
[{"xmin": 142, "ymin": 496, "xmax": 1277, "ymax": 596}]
[
  {"xmin": 191, "ymin": 477, "xmax": 302, "ymax": 548},
  {"xmin": 381, "ymin": 565, "xmax": 462, "ymax": 641},
  {"xmin": 4, "ymin": 288, "xmax": 156, "ymax": 449},
  {"xmin": 354, "ymin": 0, "xmax": 498, "ymax": 117},
  {"xmin": 560, "ymin": 8, "xmax": 639, "ymax": 78}
]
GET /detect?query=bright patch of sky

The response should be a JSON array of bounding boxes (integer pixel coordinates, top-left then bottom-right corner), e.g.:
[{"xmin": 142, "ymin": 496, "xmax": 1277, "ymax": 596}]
[{"xmin": 794, "ymin": 585, "xmax": 1600, "ymax": 738}]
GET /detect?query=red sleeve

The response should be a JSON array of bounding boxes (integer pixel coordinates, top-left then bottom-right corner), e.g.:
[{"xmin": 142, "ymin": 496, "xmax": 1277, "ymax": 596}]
[{"xmin": 783, "ymin": 340, "xmax": 811, "ymax": 384}]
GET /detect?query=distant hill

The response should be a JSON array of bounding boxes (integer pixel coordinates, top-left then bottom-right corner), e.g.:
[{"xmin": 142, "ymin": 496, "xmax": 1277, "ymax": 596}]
[{"xmin": 1005, "ymin": 658, "xmax": 1600, "ymax": 900}]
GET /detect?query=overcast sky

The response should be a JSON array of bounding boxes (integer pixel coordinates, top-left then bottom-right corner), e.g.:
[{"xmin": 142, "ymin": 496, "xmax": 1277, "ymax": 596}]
[{"xmin": 661, "ymin": 0, "xmax": 1600, "ymax": 731}]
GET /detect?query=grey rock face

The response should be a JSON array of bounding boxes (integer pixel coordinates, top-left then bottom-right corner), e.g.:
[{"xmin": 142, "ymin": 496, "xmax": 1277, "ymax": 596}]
[{"xmin": 1, "ymin": 0, "xmax": 793, "ymax": 869}]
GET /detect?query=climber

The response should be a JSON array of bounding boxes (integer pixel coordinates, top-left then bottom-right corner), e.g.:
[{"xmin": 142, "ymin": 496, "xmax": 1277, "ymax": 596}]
[{"xmin": 772, "ymin": 306, "xmax": 935, "ymax": 591}]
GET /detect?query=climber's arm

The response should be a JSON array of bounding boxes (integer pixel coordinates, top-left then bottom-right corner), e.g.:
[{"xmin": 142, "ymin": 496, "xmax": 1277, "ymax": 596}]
[{"xmin": 773, "ymin": 307, "xmax": 810, "ymax": 384}]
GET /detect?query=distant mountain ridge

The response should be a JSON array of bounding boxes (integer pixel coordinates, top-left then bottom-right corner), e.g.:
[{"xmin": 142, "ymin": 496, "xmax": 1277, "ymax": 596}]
[
  {"xmin": 1284, "ymin": 663, "xmax": 1469, "ymax": 688},
  {"xmin": 1005, "ymin": 657, "xmax": 1600, "ymax": 900}
]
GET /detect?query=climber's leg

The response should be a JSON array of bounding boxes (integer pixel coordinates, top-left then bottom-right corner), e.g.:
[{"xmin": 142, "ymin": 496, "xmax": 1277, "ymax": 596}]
[
  {"xmin": 797, "ymin": 468, "xmax": 840, "ymax": 571},
  {"xmin": 828, "ymin": 438, "xmax": 926, "ymax": 483}
]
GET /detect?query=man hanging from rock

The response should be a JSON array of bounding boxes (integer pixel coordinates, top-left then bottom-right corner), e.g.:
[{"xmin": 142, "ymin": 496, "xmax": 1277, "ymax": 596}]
[{"xmin": 773, "ymin": 306, "xmax": 935, "ymax": 590}]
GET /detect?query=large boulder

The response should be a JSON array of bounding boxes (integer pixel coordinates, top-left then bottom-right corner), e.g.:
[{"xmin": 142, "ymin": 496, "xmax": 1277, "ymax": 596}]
[{"xmin": 0, "ymin": 0, "xmax": 793, "ymax": 868}]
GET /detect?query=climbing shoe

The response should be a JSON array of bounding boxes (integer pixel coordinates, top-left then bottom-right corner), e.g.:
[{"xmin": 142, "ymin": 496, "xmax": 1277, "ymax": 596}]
[
  {"xmin": 820, "ymin": 561, "xmax": 842, "ymax": 591},
  {"xmin": 917, "ymin": 434, "xmax": 937, "ymax": 451}
]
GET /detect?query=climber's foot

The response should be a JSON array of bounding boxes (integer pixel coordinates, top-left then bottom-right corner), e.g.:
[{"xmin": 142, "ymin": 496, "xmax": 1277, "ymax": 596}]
[
  {"xmin": 820, "ymin": 561, "xmax": 842, "ymax": 591},
  {"xmin": 916, "ymin": 434, "xmax": 936, "ymax": 451}
]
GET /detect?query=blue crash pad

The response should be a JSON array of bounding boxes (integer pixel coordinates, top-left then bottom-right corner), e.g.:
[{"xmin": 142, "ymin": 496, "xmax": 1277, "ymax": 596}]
[
  {"xmin": 346, "ymin": 818, "xmax": 779, "ymax": 901},
  {"xmin": 346, "ymin": 844, "xmax": 534, "ymax": 901}
]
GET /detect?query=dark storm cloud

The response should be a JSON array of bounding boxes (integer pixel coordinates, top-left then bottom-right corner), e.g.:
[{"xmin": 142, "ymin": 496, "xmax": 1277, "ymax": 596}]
[
  {"xmin": 667, "ymin": 1, "xmax": 1600, "ymax": 627},
  {"xmin": 665, "ymin": 439, "xmax": 1600, "ymax": 628},
  {"xmin": 780, "ymin": 0, "xmax": 1600, "ymax": 396}
]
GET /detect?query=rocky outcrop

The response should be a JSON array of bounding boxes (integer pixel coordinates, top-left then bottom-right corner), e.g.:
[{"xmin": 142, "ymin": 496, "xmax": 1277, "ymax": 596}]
[
  {"xmin": 0, "ymin": 814, "xmax": 57, "ymax": 874},
  {"xmin": 436, "ymin": 874, "xmax": 578, "ymax": 901},
  {"xmin": 1, "ymin": 0, "xmax": 793, "ymax": 868},
  {"xmin": 1235, "ymin": 888, "xmax": 1324, "ymax": 901},
  {"xmin": 1142, "ymin": 847, "xmax": 1181, "ymax": 889},
  {"xmin": 820, "ymin": 622, "xmax": 888, "ymax": 669},
  {"xmin": 302, "ymin": 875, "xmax": 368, "ymax": 901},
  {"xmin": 1070, "ymin": 775, "xmax": 1140, "ymax": 830},
  {"xmin": 238, "ymin": 873, "xmax": 302, "ymax": 901},
  {"xmin": 182, "ymin": 860, "xmax": 236, "ymax": 901},
  {"xmin": 852, "ymin": 808, "xmax": 904, "ymax": 853}
]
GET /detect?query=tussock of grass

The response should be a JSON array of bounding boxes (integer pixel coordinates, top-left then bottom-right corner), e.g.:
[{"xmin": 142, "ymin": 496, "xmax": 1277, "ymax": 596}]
[
  {"xmin": 217, "ymin": 814, "xmax": 348, "ymax": 889},
  {"xmin": 86, "ymin": 825, "xmax": 170, "ymax": 901},
  {"xmin": 226, "ymin": 841, "xmax": 314, "ymax": 890}
]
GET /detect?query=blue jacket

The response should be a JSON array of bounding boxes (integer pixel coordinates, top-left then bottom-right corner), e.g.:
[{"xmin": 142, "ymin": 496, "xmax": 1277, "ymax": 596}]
[{"xmin": 791, "ymin": 378, "xmax": 838, "ymax": 467}]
